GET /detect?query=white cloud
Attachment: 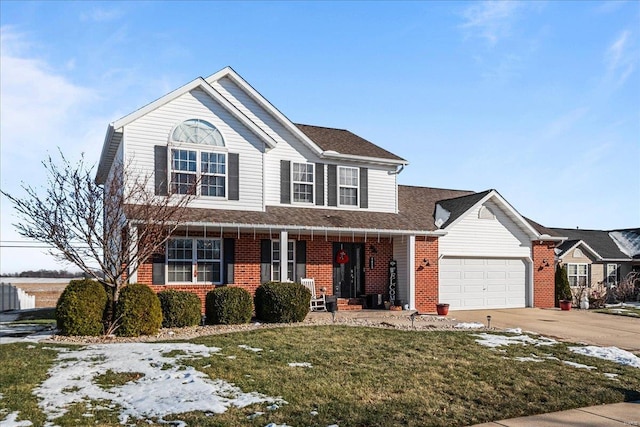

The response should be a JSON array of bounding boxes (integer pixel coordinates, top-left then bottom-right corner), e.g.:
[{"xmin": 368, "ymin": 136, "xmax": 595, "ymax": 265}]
[
  {"xmin": 460, "ymin": 1, "xmax": 522, "ymax": 45},
  {"xmin": 605, "ymin": 30, "xmax": 637, "ymax": 87},
  {"xmin": 79, "ymin": 7, "xmax": 122, "ymax": 23}
]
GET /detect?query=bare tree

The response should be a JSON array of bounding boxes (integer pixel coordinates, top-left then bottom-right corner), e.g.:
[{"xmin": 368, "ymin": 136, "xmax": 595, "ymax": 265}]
[{"xmin": 1, "ymin": 151, "xmax": 194, "ymax": 322}]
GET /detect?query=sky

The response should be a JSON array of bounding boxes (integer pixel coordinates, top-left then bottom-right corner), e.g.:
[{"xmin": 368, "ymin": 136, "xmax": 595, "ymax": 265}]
[{"xmin": 1, "ymin": 1, "xmax": 639, "ymax": 274}]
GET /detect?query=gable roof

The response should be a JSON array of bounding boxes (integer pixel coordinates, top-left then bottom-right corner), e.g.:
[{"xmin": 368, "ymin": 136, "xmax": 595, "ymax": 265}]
[
  {"xmin": 398, "ymin": 185, "xmax": 475, "ymax": 231},
  {"xmin": 295, "ymin": 124, "xmax": 406, "ymax": 162},
  {"xmin": 552, "ymin": 228, "xmax": 631, "ymax": 260},
  {"xmin": 436, "ymin": 190, "xmax": 492, "ymax": 229}
]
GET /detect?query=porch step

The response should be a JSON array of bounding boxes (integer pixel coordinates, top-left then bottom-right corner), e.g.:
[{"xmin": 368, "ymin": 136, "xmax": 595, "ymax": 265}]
[{"xmin": 336, "ymin": 298, "xmax": 364, "ymax": 311}]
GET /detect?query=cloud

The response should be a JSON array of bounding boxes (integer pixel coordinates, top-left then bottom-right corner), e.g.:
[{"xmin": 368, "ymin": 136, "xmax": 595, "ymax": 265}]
[
  {"xmin": 605, "ymin": 30, "xmax": 637, "ymax": 87},
  {"xmin": 79, "ymin": 7, "xmax": 122, "ymax": 23},
  {"xmin": 459, "ymin": 1, "xmax": 522, "ymax": 45}
]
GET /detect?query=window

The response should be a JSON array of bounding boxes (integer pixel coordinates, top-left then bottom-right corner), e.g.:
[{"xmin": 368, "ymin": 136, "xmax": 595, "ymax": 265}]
[
  {"xmin": 338, "ymin": 166, "xmax": 358, "ymax": 206},
  {"xmin": 478, "ymin": 205, "xmax": 496, "ymax": 220},
  {"xmin": 170, "ymin": 149, "xmax": 226, "ymax": 197},
  {"xmin": 271, "ymin": 240, "xmax": 295, "ymax": 282},
  {"xmin": 573, "ymin": 248, "xmax": 584, "ymax": 258},
  {"xmin": 606, "ymin": 263, "xmax": 619, "ymax": 286},
  {"xmin": 171, "ymin": 119, "xmax": 224, "ymax": 146},
  {"xmin": 292, "ymin": 163, "xmax": 314, "ymax": 203},
  {"xmin": 167, "ymin": 238, "xmax": 222, "ymax": 283},
  {"xmin": 567, "ymin": 263, "xmax": 589, "ymax": 287}
]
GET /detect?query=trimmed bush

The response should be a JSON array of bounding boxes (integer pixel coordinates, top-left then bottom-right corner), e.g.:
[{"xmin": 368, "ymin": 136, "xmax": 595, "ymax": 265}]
[
  {"xmin": 158, "ymin": 290, "xmax": 202, "ymax": 328},
  {"xmin": 205, "ymin": 286, "xmax": 253, "ymax": 325},
  {"xmin": 115, "ymin": 283, "xmax": 162, "ymax": 336},
  {"xmin": 555, "ymin": 264, "xmax": 572, "ymax": 307},
  {"xmin": 56, "ymin": 279, "xmax": 108, "ymax": 336},
  {"xmin": 254, "ymin": 281, "xmax": 310, "ymax": 323}
]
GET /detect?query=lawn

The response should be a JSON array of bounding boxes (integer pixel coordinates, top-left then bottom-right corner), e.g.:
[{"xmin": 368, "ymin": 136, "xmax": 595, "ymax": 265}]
[
  {"xmin": 1, "ymin": 326, "xmax": 639, "ymax": 426},
  {"xmin": 595, "ymin": 305, "xmax": 640, "ymax": 318}
]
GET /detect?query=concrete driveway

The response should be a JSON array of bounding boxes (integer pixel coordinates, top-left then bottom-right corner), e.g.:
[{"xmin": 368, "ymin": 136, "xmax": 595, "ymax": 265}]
[{"xmin": 450, "ymin": 308, "xmax": 640, "ymax": 353}]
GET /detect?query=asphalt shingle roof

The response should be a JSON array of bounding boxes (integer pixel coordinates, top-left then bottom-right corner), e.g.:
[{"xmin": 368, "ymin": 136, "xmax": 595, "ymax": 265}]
[
  {"xmin": 295, "ymin": 124, "xmax": 407, "ymax": 162},
  {"xmin": 436, "ymin": 190, "xmax": 492, "ymax": 228},
  {"xmin": 551, "ymin": 228, "xmax": 630, "ymax": 259}
]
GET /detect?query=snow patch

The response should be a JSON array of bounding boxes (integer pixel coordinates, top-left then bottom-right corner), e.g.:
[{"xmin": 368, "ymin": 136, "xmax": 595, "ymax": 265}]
[
  {"xmin": 0, "ymin": 412, "xmax": 33, "ymax": 426},
  {"xmin": 238, "ymin": 344, "xmax": 262, "ymax": 352},
  {"xmin": 472, "ymin": 333, "xmax": 558, "ymax": 348},
  {"xmin": 604, "ymin": 373, "xmax": 619, "ymax": 379},
  {"xmin": 288, "ymin": 362, "xmax": 313, "ymax": 368},
  {"xmin": 514, "ymin": 356, "xmax": 544, "ymax": 362},
  {"xmin": 563, "ymin": 360, "xmax": 597, "ymax": 370},
  {"xmin": 504, "ymin": 328, "xmax": 522, "ymax": 334},
  {"xmin": 454, "ymin": 322, "xmax": 484, "ymax": 329},
  {"xmin": 569, "ymin": 346, "xmax": 640, "ymax": 368},
  {"xmin": 609, "ymin": 230, "xmax": 640, "ymax": 258},
  {"xmin": 33, "ymin": 343, "xmax": 285, "ymax": 424}
]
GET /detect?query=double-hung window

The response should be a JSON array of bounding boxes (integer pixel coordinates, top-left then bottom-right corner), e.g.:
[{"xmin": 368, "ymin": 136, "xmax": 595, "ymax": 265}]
[
  {"xmin": 170, "ymin": 149, "xmax": 227, "ymax": 197},
  {"xmin": 292, "ymin": 163, "xmax": 314, "ymax": 203},
  {"xmin": 606, "ymin": 263, "xmax": 619, "ymax": 287},
  {"xmin": 338, "ymin": 166, "xmax": 359, "ymax": 206},
  {"xmin": 567, "ymin": 263, "xmax": 589, "ymax": 287},
  {"xmin": 271, "ymin": 240, "xmax": 295, "ymax": 282},
  {"xmin": 167, "ymin": 238, "xmax": 222, "ymax": 284}
]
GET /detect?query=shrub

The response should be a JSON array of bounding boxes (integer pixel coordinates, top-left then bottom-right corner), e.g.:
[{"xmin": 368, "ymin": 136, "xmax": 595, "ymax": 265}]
[
  {"xmin": 158, "ymin": 290, "xmax": 202, "ymax": 328},
  {"xmin": 614, "ymin": 271, "xmax": 640, "ymax": 303},
  {"xmin": 205, "ymin": 287, "xmax": 253, "ymax": 325},
  {"xmin": 254, "ymin": 281, "xmax": 310, "ymax": 323},
  {"xmin": 56, "ymin": 279, "xmax": 108, "ymax": 336},
  {"xmin": 114, "ymin": 283, "xmax": 162, "ymax": 336},
  {"xmin": 554, "ymin": 264, "xmax": 572, "ymax": 306}
]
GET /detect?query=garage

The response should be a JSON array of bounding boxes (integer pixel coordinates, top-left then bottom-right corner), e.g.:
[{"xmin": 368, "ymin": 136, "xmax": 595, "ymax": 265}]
[{"xmin": 439, "ymin": 257, "xmax": 528, "ymax": 310}]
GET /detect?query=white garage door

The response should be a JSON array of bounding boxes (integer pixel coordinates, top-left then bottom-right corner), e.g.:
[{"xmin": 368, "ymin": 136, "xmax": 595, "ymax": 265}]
[{"xmin": 439, "ymin": 257, "xmax": 527, "ymax": 310}]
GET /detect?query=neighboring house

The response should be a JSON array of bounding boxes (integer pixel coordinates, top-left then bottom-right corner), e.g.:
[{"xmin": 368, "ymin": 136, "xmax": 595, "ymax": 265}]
[
  {"xmin": 552, "ymin": 228, "xmax": 640, "ymax": 289},
  {"xmin": 96, "ymin": 66, "xmax": 563, "ymax": 312}
]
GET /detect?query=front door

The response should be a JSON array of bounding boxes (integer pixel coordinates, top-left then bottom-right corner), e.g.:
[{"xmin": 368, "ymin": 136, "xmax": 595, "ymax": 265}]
[{"xmin": 333, "ymin": 242, "xmax": 365, "ymax": 298}]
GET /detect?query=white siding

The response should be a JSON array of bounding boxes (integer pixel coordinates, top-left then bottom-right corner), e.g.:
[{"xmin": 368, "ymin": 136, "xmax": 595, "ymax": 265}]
[
  {"xmin": 122, "ymin": 89, "xmax": 265, "ymax": 211},
  {"xmin": 439, "ymin": 200, "xmax": 531, "ymax": 258}
]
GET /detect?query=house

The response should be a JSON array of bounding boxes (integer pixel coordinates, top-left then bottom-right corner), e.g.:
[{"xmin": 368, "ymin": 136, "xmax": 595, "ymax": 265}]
[
  {"xmin": 95, "ymin": 66, "xmax": 564, "ymax": 313},
  {"xmin": 551, "ymin": 228, "xmax": 640, "ymax": 289}
]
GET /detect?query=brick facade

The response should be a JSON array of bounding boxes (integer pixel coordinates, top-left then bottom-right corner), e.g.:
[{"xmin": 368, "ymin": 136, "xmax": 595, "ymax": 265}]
[
  {"xmin": 414, "ymin": 236, "xmax": 439, "ymax": 313},
  {"xmin": 532, "ymin": 240, "xmax": 556, "ymax": 308}
]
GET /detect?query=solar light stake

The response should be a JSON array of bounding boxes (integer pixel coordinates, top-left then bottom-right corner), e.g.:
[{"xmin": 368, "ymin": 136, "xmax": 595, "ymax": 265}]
[
  {"xmin": 332, "ymin": 311, "xmax": 337, "ymax": 323},
  {"xmin": 486, "ymin": 315, "xmax": 492, "ymax": 329}
]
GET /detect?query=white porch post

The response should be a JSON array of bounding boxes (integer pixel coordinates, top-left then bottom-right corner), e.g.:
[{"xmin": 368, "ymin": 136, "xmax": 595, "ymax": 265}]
[
  {"xmin": 280, "ymin": 230, "xmax": 288, "ymax": 281},
  {"xmin": 128, "ymin": 225, "xmax": 138, "ymax": 284},
  {"xmin": 408, "ymin": 235, "xmax": 416, "ymax": 310}
]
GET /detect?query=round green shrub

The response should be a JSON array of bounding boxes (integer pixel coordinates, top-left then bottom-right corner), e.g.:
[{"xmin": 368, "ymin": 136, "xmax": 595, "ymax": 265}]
[
  {"xmin": 56, "ymin": 279, "xmax": 108, "ymax": 336},
  {"xmin": 114, "ymin": 283, "xmax": 162, "ymax": 336},
  {"xmin": 254, "ymin": 281, "xmax": 310, "ymax": 323},
  {"xmin": 205, "ymin": 286, "xmax": 253, "ymax": 325},
  {"xmin": 158, "ymin": 290, "xmax": 202, "ymax": 328}
]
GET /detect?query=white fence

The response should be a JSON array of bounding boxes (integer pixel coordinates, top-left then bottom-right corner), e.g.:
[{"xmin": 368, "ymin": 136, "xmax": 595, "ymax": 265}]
[{"xmin": 0, "ymin": 282, "xmax": 36, "ymax": 311}]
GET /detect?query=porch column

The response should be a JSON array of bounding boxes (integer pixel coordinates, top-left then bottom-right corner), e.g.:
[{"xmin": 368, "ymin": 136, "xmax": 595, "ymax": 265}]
[
  {"xmin": 280, "ymin": 230, "xmax": 288, "ymax": 281},
  {"xmin": 128, "ymin": 225, "xmax": 139, "ymax": 284},
  {"xmin": 408, "ymin": 235, "xmax": 416, "ymax": 309}
]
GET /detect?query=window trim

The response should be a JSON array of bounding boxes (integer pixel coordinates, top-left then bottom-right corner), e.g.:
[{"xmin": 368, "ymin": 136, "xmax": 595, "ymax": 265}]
[
  {"xmin": 271, "ymin": 239, "xmax": 296, "ymax": 282},
  {"xmin": 169, "ymin": 147, "xmax": 228, "ymax": 199},
  {"xmin": 567, "ymin": 263, "xmax": 590, "ymax": 288},
  {"xmin": 337, "ymin": 166, "xmax": 359, "ymax": 207},
  {"xmin": 606, "ymin": 263, "xmax": 619, "ymax": 286},
  {"xmin": 166, "ymin": 237, "xmax": 223, "ymax": 284},
  {"xmin": 291, "ymin": 162, "xmax": 315, "ymax": 204}
]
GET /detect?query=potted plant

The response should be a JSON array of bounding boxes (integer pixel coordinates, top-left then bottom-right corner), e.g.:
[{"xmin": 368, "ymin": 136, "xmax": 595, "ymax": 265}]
[
  {"xmin": 555, "ymin": 264, "xmax": 572, "ymax": 311},
  {"xmin": 436, "ymin": 303, "xmax": 449, "ymax": 316}
]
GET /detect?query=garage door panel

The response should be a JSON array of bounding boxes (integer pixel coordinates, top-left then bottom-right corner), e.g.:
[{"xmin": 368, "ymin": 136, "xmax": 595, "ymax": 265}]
[{"xmin": 440, "ymin": 257, "xmax": 527, "ymax": 310}]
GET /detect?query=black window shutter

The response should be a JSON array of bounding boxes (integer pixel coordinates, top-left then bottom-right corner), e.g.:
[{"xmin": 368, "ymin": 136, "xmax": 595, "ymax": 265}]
[
  {"xmin": 154, "ymin": 146, "xmax": 168, "ymax": 196},
  {"xmin": 280, "ymin": 160, "xmax": 291, "ymax": 204},
  {"xmin": 295, "ymin": 240, "xmax": 306, "ymax": 282},
  {"xmin": 359, "ymin": 167, "xmax": 368, "ymax": 209},
  {"xmin": 152, "ymin": 253, "xmax": 165, "ymax": 285},
  {"xmin": 260, "ymin": 239, "xmax": 272, "ymax": 283},
  {"xmin": 223, "ymin": 238, "xmax": 235, "ymax": 284},
  {"xmin": 228, "ymin": 153, "xmax": 239, "ymax": 201},
  {"xmin": 327, "ymin": 164, "xmax": 337, "ymax": 207},
  {"xmin": 315, "ymin": 163, "xmax": 324, "ymax": 206}
]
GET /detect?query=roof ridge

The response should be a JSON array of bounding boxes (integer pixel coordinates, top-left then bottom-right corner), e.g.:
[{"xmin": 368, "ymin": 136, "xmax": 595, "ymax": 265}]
[
  {"xmin": 398, "ymin": 184, "xmax": 475, "ymax": 193},
  {"xmin": 294, "ymin": 123, "xmax": 348, "ymax": 132}
]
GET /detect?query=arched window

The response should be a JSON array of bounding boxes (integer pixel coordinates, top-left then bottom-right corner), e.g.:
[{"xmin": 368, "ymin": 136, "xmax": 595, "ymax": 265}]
[
  {"xmin": 478, "ymin": 205, "xmax": 496, "ymax": 220},
  {"xmin": 171, "ymin": 119, "xmax": 224, "ymax": 147}
]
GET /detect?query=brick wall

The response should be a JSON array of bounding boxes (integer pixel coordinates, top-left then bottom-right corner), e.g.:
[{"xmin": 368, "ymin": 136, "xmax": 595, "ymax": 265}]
[
  {"xmin": 414, "ymin": 236, "xmax": 439, "ymax": 312},
  {"xmin": 532, "ymin": 240, "xmax": 556, "ymax": 308}
]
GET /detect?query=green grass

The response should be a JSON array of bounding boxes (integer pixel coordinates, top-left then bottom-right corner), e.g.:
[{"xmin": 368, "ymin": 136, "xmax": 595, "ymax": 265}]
[
  {"xmin": 12, "ymin": 308, "xmax": 56, "ymax": 322},
  {"xmin": 1, "ymin": 326, "xmax": 639, "ymax": 426},
  {"xmin": 95, "ymin": 370, "xmax": 144, "ymax": 389}
]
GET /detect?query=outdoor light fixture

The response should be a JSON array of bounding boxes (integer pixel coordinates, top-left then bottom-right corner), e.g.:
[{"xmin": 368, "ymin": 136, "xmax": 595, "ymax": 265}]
[
  {"xmin": 423, "ymin": 258, "xmax": 430, "ymax": 266},
  {"xmin": 542, "ymin": 259, "xmax": 550, "ymax": 267}
]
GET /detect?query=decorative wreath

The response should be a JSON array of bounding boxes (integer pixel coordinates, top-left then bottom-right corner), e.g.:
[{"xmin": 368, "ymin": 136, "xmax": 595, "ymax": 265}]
[{"xmin": 336, "ymin": 249, "xmax": 349, "ymax": 264}]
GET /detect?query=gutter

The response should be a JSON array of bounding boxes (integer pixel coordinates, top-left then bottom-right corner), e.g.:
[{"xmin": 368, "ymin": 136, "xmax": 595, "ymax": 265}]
[{"xmin": 321, "ymin": 150, "xmax": 408, "ymax": 166}]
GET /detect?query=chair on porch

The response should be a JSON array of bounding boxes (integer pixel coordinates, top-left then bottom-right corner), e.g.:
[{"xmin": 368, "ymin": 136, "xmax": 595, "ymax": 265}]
[{"xmin": 301, "ymin": 278, "xmax": 326, "ymax": 311}]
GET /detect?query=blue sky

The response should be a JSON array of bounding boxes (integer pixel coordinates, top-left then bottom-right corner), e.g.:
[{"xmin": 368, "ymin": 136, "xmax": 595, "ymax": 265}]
[{"xmin": 1, "ymin": 1, "xmax": 638, "ymax": 274}]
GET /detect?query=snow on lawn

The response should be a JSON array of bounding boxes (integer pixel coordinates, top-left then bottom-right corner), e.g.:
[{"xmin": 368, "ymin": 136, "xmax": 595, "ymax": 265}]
[
  {"xmin": 238, "ymin": 344, "xmax": 263, "ymax": 352},
  {"xmin": 569, "ymin": 346, "xmax": 640, "ymax": 368},
  {"xmin": 563, "ymin": 360, "xmax": 597, "ymax": 370},
  {"xmin": 454, "ymin": 322, "xmax": 485, "ymax": 329},
  {"xmin": 0, "ymin": 412, "xmax": 33, "ymax": 427},
  {"xmin": 34, "ymin": 343, "xmax": 285, "ymax": 425},
  {"xmin": 472, "ymin": 333, "xmax": 558, "ymax": 348},
  {"xmin": 287, "ymin": 362, "xmax": 312, "ymax": 368}
]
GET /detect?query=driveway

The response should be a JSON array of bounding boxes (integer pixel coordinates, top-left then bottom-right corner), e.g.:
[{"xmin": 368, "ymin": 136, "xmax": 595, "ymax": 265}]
[{"xmin": 450, "ymin": 308, "xmax": 640, "ymax": 353}]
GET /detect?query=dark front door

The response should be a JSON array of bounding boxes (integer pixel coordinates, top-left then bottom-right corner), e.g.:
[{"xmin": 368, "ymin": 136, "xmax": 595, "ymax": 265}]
[{"xmin": 333, "ymin": 242, "xmax": 365, "ymax": 298}]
